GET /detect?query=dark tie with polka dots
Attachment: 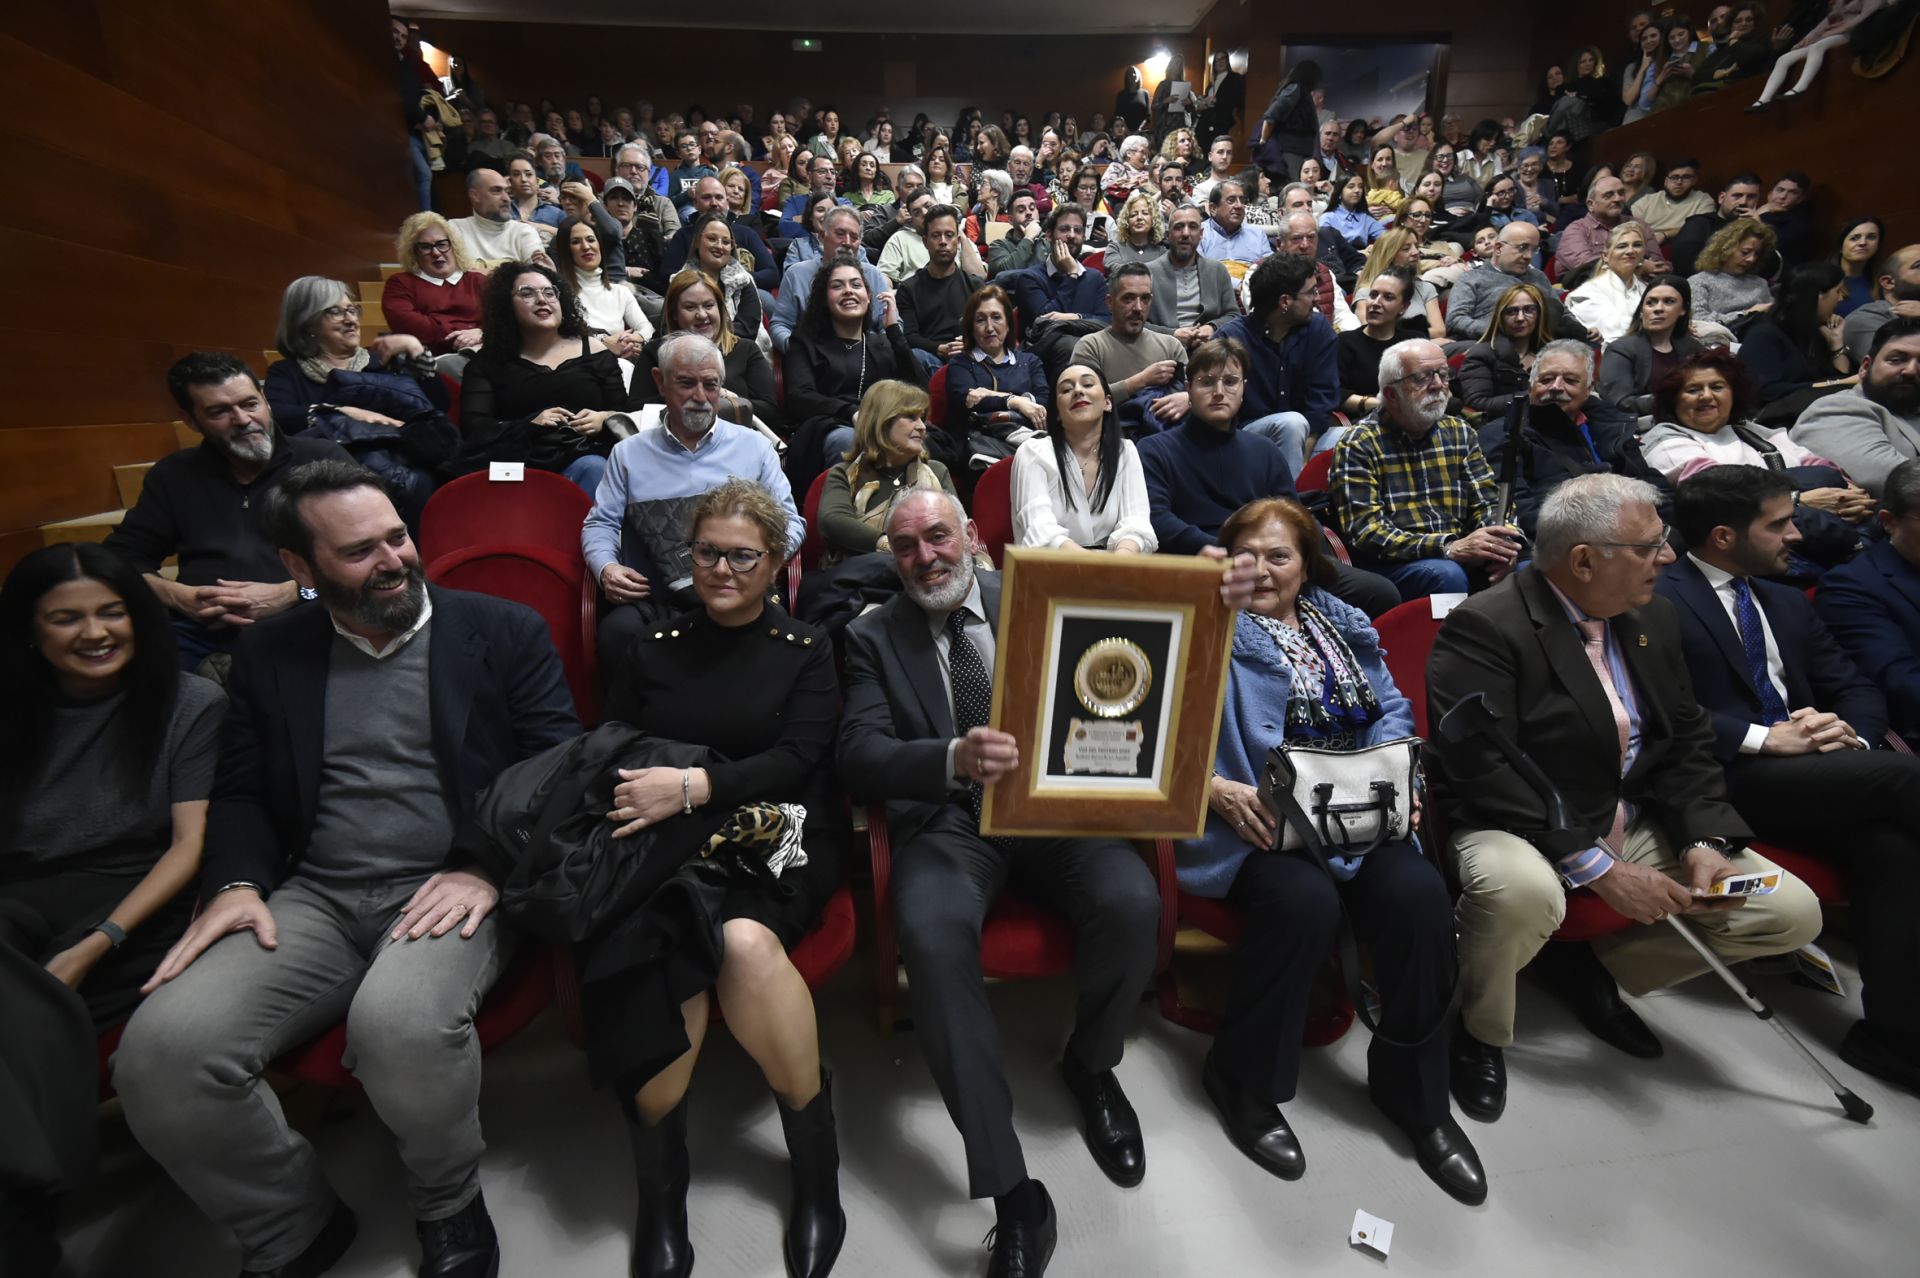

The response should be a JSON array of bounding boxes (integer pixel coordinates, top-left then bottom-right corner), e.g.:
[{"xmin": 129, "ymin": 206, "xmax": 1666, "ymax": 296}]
[{"xmin": 946, "ymin": 607, "xmax": 995, "ymax": 828}]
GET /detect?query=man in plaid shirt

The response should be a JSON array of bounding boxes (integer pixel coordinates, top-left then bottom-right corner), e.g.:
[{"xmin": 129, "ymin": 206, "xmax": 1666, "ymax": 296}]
[{"xmin": 1329, "ymin": 339, "xmax": 1525, "ymax": 598}]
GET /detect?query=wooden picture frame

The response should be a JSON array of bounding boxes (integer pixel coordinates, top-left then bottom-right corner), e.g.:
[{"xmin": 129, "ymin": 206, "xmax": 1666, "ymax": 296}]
[{"xmin": 981, "ymin": 548, "xmax": 1234, "ymax": 839}]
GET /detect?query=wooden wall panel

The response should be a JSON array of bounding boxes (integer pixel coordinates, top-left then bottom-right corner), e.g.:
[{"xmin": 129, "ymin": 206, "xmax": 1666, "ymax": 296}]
[{"xmin": 0, "ymin": 1, "xmax": 412, "ymax": 573}]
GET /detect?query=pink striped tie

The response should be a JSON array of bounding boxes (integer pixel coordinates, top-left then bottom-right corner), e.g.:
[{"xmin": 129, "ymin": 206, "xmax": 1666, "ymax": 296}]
[{"xmin": 1576, "ymin": 619, "xmax": 1630, "ymax": 853}]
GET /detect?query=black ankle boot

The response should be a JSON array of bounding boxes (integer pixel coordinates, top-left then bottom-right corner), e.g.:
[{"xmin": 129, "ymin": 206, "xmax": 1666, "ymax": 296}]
[
  {"xmin": 622, "ymin": 1097, "xmax": 694, "ymax": 1278},
  {"xmin": 776, "ymin": 1070, "xmax": 846, "ymax": 1278}
]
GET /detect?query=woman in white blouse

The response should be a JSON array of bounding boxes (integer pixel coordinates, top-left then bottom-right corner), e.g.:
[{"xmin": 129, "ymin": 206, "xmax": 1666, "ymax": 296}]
[
  {"xmin": 1011, "ymin": 363, "xmax": 1157, "ymax": 553},
  {"xmin": 1564, "ymin": 222, "xmax": 1648, "ymax": 346},
  {"xmin": 552, "ymin": 214, "xmax": 651, "ymax": 358}
]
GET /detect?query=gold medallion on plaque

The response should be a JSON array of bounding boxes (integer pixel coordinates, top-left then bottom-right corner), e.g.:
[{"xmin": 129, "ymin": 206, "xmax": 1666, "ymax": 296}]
[{"xmin": 1073, "ymin": 638, "xmax": 1153, "ymax": 718}]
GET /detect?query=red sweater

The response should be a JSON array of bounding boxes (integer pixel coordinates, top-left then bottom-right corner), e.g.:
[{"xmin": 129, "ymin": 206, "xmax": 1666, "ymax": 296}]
[{"xmin": 381, "ymin": 271, "xmax": 488, "ymax": 353}]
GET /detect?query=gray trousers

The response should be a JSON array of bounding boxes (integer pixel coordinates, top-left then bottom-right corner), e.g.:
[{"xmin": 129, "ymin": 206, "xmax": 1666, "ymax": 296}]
[
  {"xmin": 893, "ymin": 806, "xmax": 1160, "ymax": 1199},
  {"xmin": 111, "ymin": 874, "xmax": 511, "ymax": 1271}
]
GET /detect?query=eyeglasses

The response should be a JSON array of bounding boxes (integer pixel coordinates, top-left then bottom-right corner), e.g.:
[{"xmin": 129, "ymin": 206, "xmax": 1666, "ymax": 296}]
[
  {"xmin": 513, "ymin": 286, "xmax": 560, "ymax": 301},
  {"xmin": 1404, "ymin": 210, "xmax": 1433, "ymax": 221},
  {"xmin": 1388, "ymin": 369, "xmax": 1449, "ymax": 390},
  {"xmin": 1596, "ymin": 525, "xmax": 1672, "ymax": 559},
  {"xmin": 1501, "ymin": 304, "xmax": 1541, "ymax": 318},
  {"xmin": 415, "ymin": 239, "xmax": 453, "ymax": 254},
  {"xmin": 319, "ymin": 304, "xmax": 361, "ymax": 321},
  {"xmin": 690, "ymin": 541, "xmax": 770, "ymax": 572}
]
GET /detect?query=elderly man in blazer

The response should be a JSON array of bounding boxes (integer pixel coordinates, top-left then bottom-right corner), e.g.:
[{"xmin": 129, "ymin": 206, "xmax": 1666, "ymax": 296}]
[
  {"xmin": 838, "ymin": 487, "xmax": 1249, "ymax": 1278},
  {"xmin": 1660, "ymin": 464, "xmax": 1920, "ymax": 1094},
  {"xmin": 1144, "ymin": 204, "xmax": 1239, "ymax": 348},
  {"xmin": 1817, "ymin": 459, "xmax": 1920, "ymax": 748},
  {"xmin": 113, "ymin": 461, "xmax": 578, "ymax": 1278},
  {"xmin": 1426, "ymin": 473, "xmax": 1821, "ymax": 1123}
]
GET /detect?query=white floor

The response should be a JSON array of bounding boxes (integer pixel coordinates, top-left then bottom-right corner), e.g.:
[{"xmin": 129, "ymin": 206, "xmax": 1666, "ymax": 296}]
[{"xmin": 59, "ymin": 942, "xmax": 1920, "ymax": 1278}]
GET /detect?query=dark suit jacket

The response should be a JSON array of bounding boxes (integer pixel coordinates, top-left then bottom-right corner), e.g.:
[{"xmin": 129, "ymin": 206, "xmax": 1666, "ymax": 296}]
[
  {"xmin": 837, "ymin": 572, "xmax": 1003, "ymax": 846},
  {"xmin": 1006, "ymin": 264, "xmax": 1111, "ymax": 330},
  {"xmin": 1426, "ymin": 567, "xmax": 1750, "ymax": 858},
  {"xmin": 202, "ymin": 586, "xmax": 581, "ymax": 894},
  {"xmin": 1476, "ymin": 400, "xmax": 1666, "ymax": 539},
  {"xmin": 1656, "ymin": 554, "xmax": 1886, "ymax": 763},
  {"xmin": 1815, "ymin": 539, "xmax": 1920, "ymax": 746}
]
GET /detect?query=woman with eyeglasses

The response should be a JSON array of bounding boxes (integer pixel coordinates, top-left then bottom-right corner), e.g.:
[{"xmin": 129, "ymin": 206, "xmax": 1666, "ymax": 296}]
[
  {"xmin": 1457, "ymin": 282, "xmax": 1550, "ymax": 415},
  {"xmin": 460, "ymin": 262, "xmax": 640, "ymax": 494},
  {"xmin": 383, "ymin": 212, "xmax": 488, "ymax": 356},
  {"xmin": 265, "ymin": 275, "xmax": 449, "ymax": 520},
  {"xmin": 596, "ymin": 476, "xmax": 849, "ymax": 1278}
]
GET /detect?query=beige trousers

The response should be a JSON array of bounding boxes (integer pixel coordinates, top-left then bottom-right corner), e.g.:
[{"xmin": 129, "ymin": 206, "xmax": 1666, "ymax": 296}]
[{"xmin": 1449, "ymin": 818, "xmax": 1823, "ymax": 1046}]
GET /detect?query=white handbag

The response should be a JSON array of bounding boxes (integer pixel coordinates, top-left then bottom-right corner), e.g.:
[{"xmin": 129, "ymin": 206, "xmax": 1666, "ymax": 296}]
[{"xmin": 1256, "ymin": 737, "xmax": 1419, "ymax": 856}]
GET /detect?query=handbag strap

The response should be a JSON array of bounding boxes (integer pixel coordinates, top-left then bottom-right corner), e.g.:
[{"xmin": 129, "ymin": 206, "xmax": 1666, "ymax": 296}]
[{"xmin": 1262, "ymin": 776, "xmax": 1461, "ymax": 1049}]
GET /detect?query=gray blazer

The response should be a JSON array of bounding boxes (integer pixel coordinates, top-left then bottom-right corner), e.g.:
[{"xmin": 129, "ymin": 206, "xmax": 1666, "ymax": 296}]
[
  {"xmin": 837, "ymin": 571, "xmax": 1004, "ymax": 846},
  {"xmin": 1595, "ymin": 332, "xmax": 1705, "ymax": 415},
  {"xmin": 1144, "ymin": 253, "xmax": 1238, "ymax": 336},
  {"xmin": 1790, "ymin": 387, "xmax": 1920, "ymax": 497}
]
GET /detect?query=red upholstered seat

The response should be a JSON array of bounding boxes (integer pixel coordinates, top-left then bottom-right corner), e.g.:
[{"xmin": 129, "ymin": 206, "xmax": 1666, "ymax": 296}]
[
  {"xmin": 1294, "ymin": 450, "xmax": 1334, "ymax": 495},
  {"xmin": 866, "ymin": 805, "xmax": 1178, "ymax": 1032},
  {"xmin": 277, "ymin": 947, "xmax": 557, "ymax": 1092},
  {"xmin": 427, "ymin": 544, "xmax": 598, "ymax": 725},
  {"xmin": 1372, "ymin": 598, "xmax": 1447, "ymax": 737},
  {"xmin": 927, "ymin": 363, "xmax": 950, "ymax": 429},
  {"xmin": 971, "ymin": 456, "xmax": 1015, "ymax": 567},
  {"xmin": 418, "ymin": 468, "xmax": 593, "ymax": 565}
]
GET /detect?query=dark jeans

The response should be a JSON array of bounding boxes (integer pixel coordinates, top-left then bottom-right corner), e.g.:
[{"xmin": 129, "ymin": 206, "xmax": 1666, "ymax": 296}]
[
  {"xmin": 1214, "ymin": 840, "xmax": 1455, "ymax": 1129},
  {"xmin": 172, "ymin": 617, "xmax": 239, "ymax": 675},
  {"xmin": 891, "ymin": 805, "xmax": 1160, "ymax": 1198},
  {"xmin": 1724, "ymin": 749, "xmax": 1920, "ymax": 1034}
]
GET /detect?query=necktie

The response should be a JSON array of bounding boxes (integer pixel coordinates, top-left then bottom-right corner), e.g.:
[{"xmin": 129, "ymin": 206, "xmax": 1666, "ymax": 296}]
[
  {"xmin": 1575, "ymin": 618, "xmax": 1630, "ymax": 853},
  {"xmin": 1731, "ymin": 579, "xmax": 1790, "ymax": 726},
  {"xmin": 945, "ymin": 609, "xmax": 995, "ymax": 827}
]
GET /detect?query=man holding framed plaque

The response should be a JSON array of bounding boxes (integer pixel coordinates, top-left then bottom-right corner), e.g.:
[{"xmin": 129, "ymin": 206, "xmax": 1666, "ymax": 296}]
[{"xmin": 838, "ymin": 487, "xmax": 1252, "ymax": 1277}]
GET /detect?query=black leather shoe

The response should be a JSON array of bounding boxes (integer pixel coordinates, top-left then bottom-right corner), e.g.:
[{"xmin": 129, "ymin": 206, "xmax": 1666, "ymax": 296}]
[
  {"xmin": 777, "ymin": 1071, "xmax": 847, "ymax": 1278},
  {"xmin": 1201, "ymin": 1050, "xmax": 1305, "ymax": 1181},
  {"xmin": 1405, "ymin": 1116, "xmax": 1488, "ymax": 1206},
  {"xmin": 416, "ymin": 1192, "xmax": 499, "ymax": 1278},
  {"xmin": 1060, "ymin": 1057, "xmax": 1144, "ymax": 1187},
  {"xmin": 242, "ymin": 1197, "xmax": 357, "ymax": 1278},
  {"xmin": 1449, "ymin": 1024, "xmax": 1507, "ymax": 1123},
  {"xmin": 1839, "ymin": 1020, "xmax": 1920, "ymax": 1096},
  {"xmin": 984, "ymin": 1180, "xmax": 1056, "ymax": 1277},
  {"xmin": 1533, "ymin": 942, "xmax": 1662, "ymax": 1058}
]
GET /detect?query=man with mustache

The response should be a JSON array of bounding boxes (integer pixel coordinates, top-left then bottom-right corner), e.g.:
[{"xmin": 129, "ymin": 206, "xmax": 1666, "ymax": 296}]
[
  {"xmin": 1329, "ymin": 338, "xmax": 1523, "ymax": 599},
  {"xmin": 584, "ymin": 331, "xmax": 802, "ymax": 661},
  {"xmin": 1792, "ymin": 318, "xmax": 1920, "ymax": 497},
  {"xmin": 838, "ymin": 485, "xmax": 1255, "ymax": 1277},
  {"xmin": 106, "ymin": 353, "xmax": 352, "ymax": 672},
  {"xmin": 113, "ymin": 460, "xmax": 580, "ymax": 1278}
]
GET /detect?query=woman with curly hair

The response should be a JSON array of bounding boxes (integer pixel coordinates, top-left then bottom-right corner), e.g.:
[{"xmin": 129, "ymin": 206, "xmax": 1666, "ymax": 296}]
[
  {"xmin": 1103, "ymin": 189, "xmax": 1167, "ymax": 271},
  {"xmin": 1689, "ymin": 217, "xmax": 1779, "ymax": 332},
  {"xmin": 382, "ymin": 211, "xmax": 487, "ymax": 355},
  {"xmin": 460, "ymin": 261, "xmax": 639, "ymax": 491}
]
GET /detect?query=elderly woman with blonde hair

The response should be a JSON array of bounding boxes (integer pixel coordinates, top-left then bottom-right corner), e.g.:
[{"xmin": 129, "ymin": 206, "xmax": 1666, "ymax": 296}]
[
  {"xmin": 817, "ymin": 379, "xmax": 960, "ymax": 563},
  {"xmin": 382, "ymin": 211, "xmax": 488, "ymax": 356},
  {"xmin": 1104, "ymin": 189, "xmax": 1168, "ymax": 271}
]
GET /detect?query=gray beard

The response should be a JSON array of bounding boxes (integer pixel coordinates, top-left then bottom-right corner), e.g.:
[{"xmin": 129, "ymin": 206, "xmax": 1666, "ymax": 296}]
[
  {"xmin": 904, "ymin": 552, "xmax": 974, "ymax": 614},
  {"xmin": 224, "ymin": 428, "xmax": 275, "ymax": 465},
  {"xmin": 678, "ymin": 405, "xmax": 717, "ymax": 435}
]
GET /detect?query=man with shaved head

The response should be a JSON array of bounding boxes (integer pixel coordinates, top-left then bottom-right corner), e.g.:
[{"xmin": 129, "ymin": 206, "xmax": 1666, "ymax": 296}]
[{"xmin": 447, "ymin": 167, "xmax": 544, "ymax": 268}]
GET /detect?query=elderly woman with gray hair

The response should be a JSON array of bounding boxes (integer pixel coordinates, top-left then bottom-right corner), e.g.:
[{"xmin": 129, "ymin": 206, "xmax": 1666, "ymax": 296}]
[
  {"xmin": 1102, "ymin": 134, "xmax": 1155, "ymax": 210},
  {"xmin": 262, "ymin": 274, "xmax": 452, "ymax": 520}
]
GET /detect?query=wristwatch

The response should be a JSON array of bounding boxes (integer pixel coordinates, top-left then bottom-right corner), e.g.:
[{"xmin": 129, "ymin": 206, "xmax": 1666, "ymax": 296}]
[
  {"xmin": 91, "ymin": 920, "xmax": 127, "ymax": 949},
  {"xmin": 1685, "ymin": 837, "xmax": 1731, "ymax": 857}
]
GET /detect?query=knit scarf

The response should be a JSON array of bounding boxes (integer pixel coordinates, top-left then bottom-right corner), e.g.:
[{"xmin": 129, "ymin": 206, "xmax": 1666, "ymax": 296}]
[
  {"xmin": 1248, "ymin": 597, "xmax": 1383, "ymax": 744},
  {"xmin": 298, "ymin": 347, "xmax": 370, "ymax": 384}
]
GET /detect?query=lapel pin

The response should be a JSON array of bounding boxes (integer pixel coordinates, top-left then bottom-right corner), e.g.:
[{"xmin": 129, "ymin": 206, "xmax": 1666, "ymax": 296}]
[{"xmin": 1638, "ymin": 635, "xmax": 1649, "ymax": 647}]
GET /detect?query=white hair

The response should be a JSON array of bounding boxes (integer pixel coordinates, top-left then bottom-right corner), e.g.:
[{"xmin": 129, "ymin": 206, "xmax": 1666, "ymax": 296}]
[
  {"xmin": 1120, "ymin": 134, "xmax": 1150, "ymax": 162},
  {"xmin": 821, "ymin": 204, "xmax": 864, "ymax": 234},
  {"xmin": 978, "ymin": 168, "xmax": 1014, "ymax": 205},
  {"xmin": 657, "ymin": 330, "xmax": 724, "ymax": 378},
  {"xmin": 1010, "ymin": 145, "xmax": 1034, "ymax": 161},
  {"xmin": 1529, "ymin": 339, "xmax": 1596, "ymax": 386},
  {"xmin": 614, "ymin": 141, "xmax": 652, "ymax": 166},
  {"xmin": 1376, "ymin": 339, "xmax": 1441, "ymax": 389},
  {"xmin": 884, "ymin": 484, "xmax": 967, "ymax": 535},
  {"xmin": 1535, "ymin": 473, "xmax": 1664, "ymax": 565}
]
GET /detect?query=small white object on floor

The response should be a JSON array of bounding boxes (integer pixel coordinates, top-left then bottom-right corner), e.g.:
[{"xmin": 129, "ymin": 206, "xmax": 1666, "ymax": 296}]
[{"xmin": 1350, "ymin": 1208, "xmax": 1394, "ymax": 1259}]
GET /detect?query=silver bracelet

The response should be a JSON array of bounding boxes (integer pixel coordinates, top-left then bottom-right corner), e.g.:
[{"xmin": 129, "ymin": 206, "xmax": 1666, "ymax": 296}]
[
  {"xmin": 214, "ymin": 880, "xmax": 265, "ymax": 897},
  {"xmin": 681, "ymin": 769, "xmax": 693, "ymax": 816}
]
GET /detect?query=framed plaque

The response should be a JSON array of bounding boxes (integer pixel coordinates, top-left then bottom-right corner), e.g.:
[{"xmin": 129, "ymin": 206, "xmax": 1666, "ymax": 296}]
[{"xmin": 980, "ymin": 548, "xmax": 1235, "ymax": 839}]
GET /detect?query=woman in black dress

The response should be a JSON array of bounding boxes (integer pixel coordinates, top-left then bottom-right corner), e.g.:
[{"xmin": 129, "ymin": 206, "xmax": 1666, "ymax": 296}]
[
  {"xmin": 2, "ymin": 544, "xmax": 224, "ymax": 1266},
  {"xmin": 600, "ymin": 478, "xmax": 847, "ymax": 1278},
  {"xmin": 458, "ymin": 262, "xmax": 641, "ymax": 493}
]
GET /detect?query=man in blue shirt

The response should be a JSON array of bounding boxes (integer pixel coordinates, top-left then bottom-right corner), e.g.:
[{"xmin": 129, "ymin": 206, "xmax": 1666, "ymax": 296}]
[
  {"xmin": 657, "ymin": 175, "xmax": 781, "ymax": 293},
  {"xmin": 1216, "ymin": 254, "xmax": 1337, "ymax": 476},
  {"xmin": 1198, "ymin": 178, "xmax": 1273, "ymax": 271},
  {"xmin": 1004, "ymin": 203, "xmax": 1111, "ymax": 384},
  {"xmin": 777, "ymin": 153, "xmax": 849, "ymax": 241}
]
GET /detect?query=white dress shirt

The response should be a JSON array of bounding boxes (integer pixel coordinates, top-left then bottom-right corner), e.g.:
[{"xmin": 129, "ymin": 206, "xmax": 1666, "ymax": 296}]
[
  {"xmin": 1009, "ymin": 435, "xmax": 1157, "ymax": 553},
  {"xmin": 926, "ymin": 576, "xmax": 996, "ymax": 784},
  {"xmin": 1688, "ymin": 554, "xmax": 1786, "ymax": 753}
]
